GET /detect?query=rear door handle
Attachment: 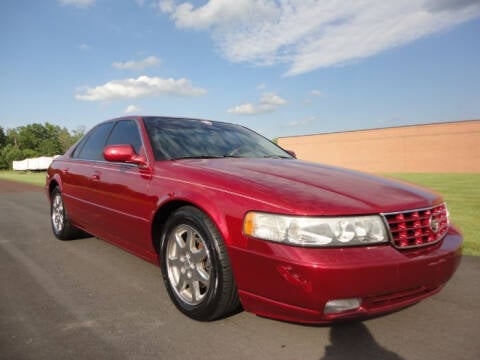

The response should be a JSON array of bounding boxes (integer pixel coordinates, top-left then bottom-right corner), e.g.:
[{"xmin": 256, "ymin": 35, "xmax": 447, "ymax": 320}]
[{"xmin": 91, "ymin": 171, "xmax": 101, "ymax": 181}]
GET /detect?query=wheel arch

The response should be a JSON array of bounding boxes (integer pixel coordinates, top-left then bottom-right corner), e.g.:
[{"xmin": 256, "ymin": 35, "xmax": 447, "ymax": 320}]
[
  {"xmin": 47, "ymin": 175, "xmax": 62, "ymax": 199},
  {"xmin": 150, "ymin": 196, "xmax": 232, "ymax": 255},
  {"xmin": 151, "ymin": 200, "xmax": 190, "ymax": 254}
]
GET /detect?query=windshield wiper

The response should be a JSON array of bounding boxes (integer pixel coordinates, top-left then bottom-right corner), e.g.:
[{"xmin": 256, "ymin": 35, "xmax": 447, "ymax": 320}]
[
  {"xmin": 170, "ymin": 155, "xmax": 226, "ymax": 160},
  {"xmin": 171, "ymin": 154, "xmax": 291, "ymax": 160},
  {"xmin": 261, "ymin": 155, "xmax": 292, "ymax": 159}
]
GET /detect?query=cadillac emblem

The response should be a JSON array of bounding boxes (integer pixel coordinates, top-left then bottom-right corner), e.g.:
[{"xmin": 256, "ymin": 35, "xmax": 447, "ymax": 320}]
[{"xmin": 429, "ymin": 216, "xmax": 440, "ymax": 233}]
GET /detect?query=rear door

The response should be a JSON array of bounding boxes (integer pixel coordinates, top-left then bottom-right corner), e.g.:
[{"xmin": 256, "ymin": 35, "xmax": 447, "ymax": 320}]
[{"xmin": 62, "ymin": 122, "xmax": 115, "ymax": 229}]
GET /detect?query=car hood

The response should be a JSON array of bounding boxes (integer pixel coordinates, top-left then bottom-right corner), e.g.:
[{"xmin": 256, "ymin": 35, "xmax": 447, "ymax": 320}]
[{"xmin": 168, "ymin": 158, "xmax": 441, "ymax": 215}]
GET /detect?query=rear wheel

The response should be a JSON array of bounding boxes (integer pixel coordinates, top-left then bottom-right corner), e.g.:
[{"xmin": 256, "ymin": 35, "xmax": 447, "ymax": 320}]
[
  {"xmin": 160, "ymin": 206, "xmax": 240, "ymax": 321},
  {"xmin": 50, "ymin": 188, "xmax": 82, "ymax": 240}
]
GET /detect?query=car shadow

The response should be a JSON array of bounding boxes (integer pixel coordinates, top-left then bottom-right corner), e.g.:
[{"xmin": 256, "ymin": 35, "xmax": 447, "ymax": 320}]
[{"xmin": 320, "ymin": 322, "xmax": 404, "ymax": 360}]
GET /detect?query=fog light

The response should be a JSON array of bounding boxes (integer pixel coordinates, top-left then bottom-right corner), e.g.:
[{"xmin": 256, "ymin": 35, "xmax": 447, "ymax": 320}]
[{"xmin": 324, "ymin": 298, "xmax": 361, "ymax": 314}]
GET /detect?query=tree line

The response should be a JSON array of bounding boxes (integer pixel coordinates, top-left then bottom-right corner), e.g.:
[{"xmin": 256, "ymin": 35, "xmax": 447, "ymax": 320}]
[{"xmin": 0, "ymin": 123, "xmax": 85, "ymax": 170}]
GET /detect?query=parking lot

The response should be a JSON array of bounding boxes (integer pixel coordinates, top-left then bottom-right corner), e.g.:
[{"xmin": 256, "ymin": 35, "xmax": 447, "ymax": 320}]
[{"xmin": 0, "ymin": 179, "xmax": 479, "ymax": 360}]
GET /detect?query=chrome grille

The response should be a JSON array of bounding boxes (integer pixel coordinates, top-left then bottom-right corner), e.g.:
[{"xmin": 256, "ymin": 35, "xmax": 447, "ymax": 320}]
[{"xmin": 384, "ymin": 204, "xmax": 449, "ymax": 249}]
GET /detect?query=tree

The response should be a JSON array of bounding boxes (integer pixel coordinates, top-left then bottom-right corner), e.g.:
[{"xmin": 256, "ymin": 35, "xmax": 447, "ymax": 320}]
[
  {"xmin": 0, "ymin": 122, "xmax": 86, "ymax": 169},
  {"xmin": 0, "ymin": 126, "xmax": 6, "ymax": 148},
  {"xmin": 58, "ymin": 125, "xmax": 85, "ymax": 153},
  {"xmin": 6, "ymin": 128, "xmax": 18, "ymax": 147},
  {"xmin": 16, "ymin": 123, "xmax": 47, "ymax": 153},
  {"xmin": 71, "ymin": 126, "xmax": 86, "ymax": 144},
  {"xmin": 0, "ymin": 144, "xmax": 25, "ymax": 170}
]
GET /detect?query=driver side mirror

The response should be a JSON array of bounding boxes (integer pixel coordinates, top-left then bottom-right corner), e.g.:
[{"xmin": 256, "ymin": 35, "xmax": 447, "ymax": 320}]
[{"xmin": 103, "ymin": 144, "xmax": 147, "ymax": 167}]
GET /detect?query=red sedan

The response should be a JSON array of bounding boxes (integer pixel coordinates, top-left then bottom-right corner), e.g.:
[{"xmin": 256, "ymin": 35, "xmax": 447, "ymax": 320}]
[{"xmin": 46, "ymin": 116, "xmax": 462, "ymax": 324}]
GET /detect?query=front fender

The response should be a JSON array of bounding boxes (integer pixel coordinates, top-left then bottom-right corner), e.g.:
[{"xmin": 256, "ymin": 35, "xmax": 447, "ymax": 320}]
[{"xmin": 46, "ymin": 169, "xmax": 63, "ymax": 199}]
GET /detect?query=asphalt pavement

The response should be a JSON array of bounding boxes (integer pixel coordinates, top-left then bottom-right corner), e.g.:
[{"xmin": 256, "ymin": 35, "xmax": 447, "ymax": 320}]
[{"xmin": 0, "ymin": 179, "xmax": 479, "ymax": 360}]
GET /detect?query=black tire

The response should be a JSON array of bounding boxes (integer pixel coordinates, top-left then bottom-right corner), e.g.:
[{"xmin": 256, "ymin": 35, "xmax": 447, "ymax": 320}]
[
  {"xmin": 160, "ymin": 206, "xmax": 240, "ymax": 321},
  {"xmin": 50, "ymin": 187, "xmax": 82, "ymax": 240}
]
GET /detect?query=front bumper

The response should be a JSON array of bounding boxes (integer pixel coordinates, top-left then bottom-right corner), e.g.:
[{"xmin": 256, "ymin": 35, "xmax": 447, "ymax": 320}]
[{"xmin": 229, "ymin": 226, "xmax": 462, "ymax": 324}]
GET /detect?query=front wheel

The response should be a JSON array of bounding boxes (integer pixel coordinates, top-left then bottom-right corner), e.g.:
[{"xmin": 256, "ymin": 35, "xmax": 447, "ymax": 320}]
[
  {"xmin": 50, "ymin": 188, "xmax": 82, "ymax": 240},
  {"xmin": 160, "ymin": 206, "xmax": 240, "ymax": 321}
]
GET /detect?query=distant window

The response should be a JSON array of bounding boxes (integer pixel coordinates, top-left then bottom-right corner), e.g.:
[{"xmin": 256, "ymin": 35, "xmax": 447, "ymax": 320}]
[
  {"xmin": 106, "ymin": 120, "xmax": 143, "ymax": 154},
  {"xmin": 76, "ymin": 122, "xmax": 114, "ymax": 161}
]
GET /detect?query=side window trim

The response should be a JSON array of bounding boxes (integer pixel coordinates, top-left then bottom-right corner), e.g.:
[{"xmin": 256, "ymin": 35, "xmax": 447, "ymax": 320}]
[
  {"xmin": 71, "ymin": 130, "xmax": 93, "ymax": 159},
  {"xmin": 69, "ymin": 119, "xmax": 151, "ymax": 166}
]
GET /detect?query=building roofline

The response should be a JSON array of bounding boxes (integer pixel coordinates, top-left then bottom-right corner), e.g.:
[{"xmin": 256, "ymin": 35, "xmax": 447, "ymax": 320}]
[{"xmin": 277, "ymin": 119, "xmax": 480, "ymax": 140}]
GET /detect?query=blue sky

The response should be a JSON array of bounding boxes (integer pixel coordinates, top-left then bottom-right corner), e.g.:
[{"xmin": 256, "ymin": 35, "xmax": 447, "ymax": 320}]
[{"xmin": 1, "ymin": 0, "xmax": 479, "ymax": 139}]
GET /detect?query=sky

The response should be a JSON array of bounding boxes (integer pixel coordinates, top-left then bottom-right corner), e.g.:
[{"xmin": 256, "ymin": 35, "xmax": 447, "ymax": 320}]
[{"xmin": 1, "ymin": 0, "xmax": 479, "ymax": 139}]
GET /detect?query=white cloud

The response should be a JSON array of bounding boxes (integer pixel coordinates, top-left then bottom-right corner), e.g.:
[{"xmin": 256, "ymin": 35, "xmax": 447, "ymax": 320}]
[
  {"xmin": 157, "ymin": 0, "xmax": 176, "ymax": 13},
  {"xmin": 124, "ymin": 105, "xmax": 140, "ymax": 114},
  {"xmin": 289, "ymin": 116, "xmax": 316, "ymax": 127},
  {"xmin": 304, "ymin": 89, "xmax": 325, "ymax": 103},
  {"xmin": 228, "ymin": 92, "xmax": 286, "ymax": 115},
  {"xmin": 260, "ymin": 92, "xmax": 286, "ymax": 106},
  {"xmin": 163, "ymin": 0, "xmax": 278, "ymax": 29},
  {"xmin": 227, "ymin": 103, "xmax": 257, "ymax": 115},
  {"xmin": 113, "ymin": 56, "xmax": 160, "ymax": 71},
  {"xmin": 310, "ymin": 90, "xmax": 324, "ymax": 97},
  {"xmin": 59, "ymin": 0, "xmax": 95, "ymax": 9},
  {"xmin": 79, "ymin": 43, "xmax": 91, "ymax": 51},
  {"xmin": 162, "ymin": 0, "xmax": 480, "ymax": 76},
  {"xmin": 76, "ymin": 75, "xmax": 207, "ymax": 101}
]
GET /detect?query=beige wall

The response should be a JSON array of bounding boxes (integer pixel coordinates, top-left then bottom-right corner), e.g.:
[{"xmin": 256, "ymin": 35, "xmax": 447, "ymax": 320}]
[{"xmin": 278, "ymin": 120, "xmax": 480, "ymax": 173}]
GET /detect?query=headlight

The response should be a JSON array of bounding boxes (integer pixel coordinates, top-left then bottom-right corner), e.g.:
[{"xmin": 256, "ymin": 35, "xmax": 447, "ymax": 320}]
[{"xmin": 243, "ymin": 212, "xmax": 388, "ymax": 247}]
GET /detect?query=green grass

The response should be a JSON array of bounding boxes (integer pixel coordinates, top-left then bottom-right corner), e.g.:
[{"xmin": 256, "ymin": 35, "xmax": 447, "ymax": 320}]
[
  {"xmin": 384, "ymin": 173, "xmax": 480, "ymax": 256},
  {"xmin": 0, "ymin": 171, "xmax": 46, "ymax": 187},
  {"xmin": 1, "ymin": 170, "xmax": 478, "ymax": 255}
]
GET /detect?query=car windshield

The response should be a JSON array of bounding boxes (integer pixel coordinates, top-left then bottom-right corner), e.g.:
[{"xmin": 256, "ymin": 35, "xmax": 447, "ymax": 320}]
[{"xmin": 144, "ymin": 117, "xmax": 293, "ymax": 161}]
